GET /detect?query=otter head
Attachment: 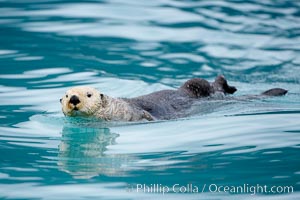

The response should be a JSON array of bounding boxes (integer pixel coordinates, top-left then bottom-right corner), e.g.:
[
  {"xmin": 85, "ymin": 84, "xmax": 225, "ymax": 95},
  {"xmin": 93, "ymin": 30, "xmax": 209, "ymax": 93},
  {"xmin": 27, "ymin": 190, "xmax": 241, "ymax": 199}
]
[{"xmin": 60, "ymin": 86, "xmax": 105, "ymax": 117}]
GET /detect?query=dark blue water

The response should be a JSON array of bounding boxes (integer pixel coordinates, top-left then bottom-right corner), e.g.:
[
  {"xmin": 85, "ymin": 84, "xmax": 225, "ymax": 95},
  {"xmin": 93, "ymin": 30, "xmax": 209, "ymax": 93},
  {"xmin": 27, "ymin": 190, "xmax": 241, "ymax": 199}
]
[{"xmin": 0, "ymin": 0, "xmax": 300, "ymax": 199}]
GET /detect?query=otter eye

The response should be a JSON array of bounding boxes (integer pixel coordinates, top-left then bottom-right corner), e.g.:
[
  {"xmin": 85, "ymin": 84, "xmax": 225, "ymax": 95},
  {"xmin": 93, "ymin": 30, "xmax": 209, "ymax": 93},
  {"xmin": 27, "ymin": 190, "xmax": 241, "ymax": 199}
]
[
  {"xmin": 87, "ymin": 93, "xmax": 92, "ymax": 98},
  {"xmin": 60, "ymin": 98, "xmax": 62, "ymax": 103},
  {"xmin": 66, "ymin": 95, "xmax": 68, "ymax": 98}
]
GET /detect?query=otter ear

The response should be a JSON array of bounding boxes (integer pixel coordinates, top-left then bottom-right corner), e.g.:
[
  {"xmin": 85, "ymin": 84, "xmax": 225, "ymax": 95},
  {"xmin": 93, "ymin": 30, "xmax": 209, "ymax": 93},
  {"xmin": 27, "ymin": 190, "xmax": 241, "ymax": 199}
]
[
  {"xmin": 100, "ymin": 93, "xmax": 107, "ymax": 106},
  {"xmin": 60, "ymin": 98, "xmax": 62, "ymax": 103}
]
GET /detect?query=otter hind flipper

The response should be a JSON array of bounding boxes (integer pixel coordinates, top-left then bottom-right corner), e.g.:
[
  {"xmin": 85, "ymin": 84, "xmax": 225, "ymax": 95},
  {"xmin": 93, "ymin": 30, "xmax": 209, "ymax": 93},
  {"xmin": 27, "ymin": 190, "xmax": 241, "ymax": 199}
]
[
  {"xmin": 261, "ymin": 88, "xmax": 288, "ymax": 96},
  {"xmin": 180, "ymin": 78, "xmax": 212, "ymax": 98},
  {"xmin": 213, "ymin": 75, "xmax": 237, "ymax": 94}
]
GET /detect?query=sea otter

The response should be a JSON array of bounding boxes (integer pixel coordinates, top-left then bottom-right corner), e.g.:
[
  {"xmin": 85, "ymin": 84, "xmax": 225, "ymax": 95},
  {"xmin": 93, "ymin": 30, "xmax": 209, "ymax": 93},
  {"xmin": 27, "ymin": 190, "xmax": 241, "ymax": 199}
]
[{"xmin": 60, "ymin": 75, "xmax": 287, "ymax": 121}]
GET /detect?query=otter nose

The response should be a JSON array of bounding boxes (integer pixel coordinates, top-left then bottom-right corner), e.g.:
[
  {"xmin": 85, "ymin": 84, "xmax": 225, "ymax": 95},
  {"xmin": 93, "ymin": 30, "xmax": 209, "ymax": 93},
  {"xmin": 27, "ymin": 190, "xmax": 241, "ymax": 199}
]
[{"xmin": 69, "ymin": 95, "xmax": 80, "ymax": 106}]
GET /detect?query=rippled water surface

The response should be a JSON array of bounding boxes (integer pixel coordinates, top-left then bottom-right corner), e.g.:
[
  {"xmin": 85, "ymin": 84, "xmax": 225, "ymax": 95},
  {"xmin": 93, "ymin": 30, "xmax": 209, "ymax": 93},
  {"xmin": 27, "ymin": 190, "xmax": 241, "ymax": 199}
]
[{"xmin": 1, "ymin": 0, "xmax": 300, "ymax": 199}]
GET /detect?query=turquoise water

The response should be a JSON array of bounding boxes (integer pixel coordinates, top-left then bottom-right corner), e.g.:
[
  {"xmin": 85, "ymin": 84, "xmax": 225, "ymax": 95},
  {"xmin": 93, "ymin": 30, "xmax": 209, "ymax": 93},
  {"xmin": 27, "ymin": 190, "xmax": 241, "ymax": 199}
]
[{"xmin": 1, "ymin": 0, "xmax": 300, "ymax": 199}]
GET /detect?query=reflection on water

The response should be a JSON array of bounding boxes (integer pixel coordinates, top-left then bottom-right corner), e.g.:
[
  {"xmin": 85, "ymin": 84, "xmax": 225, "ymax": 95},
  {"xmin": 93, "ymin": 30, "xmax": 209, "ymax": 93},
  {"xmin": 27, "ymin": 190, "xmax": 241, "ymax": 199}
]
[
  {"xmin": 0, "ymin": 0, "xmax": 300, "ymax": 199},
  {"xmin": 58, "ymin": 126, "xmax": 131, "ymax": 179}
]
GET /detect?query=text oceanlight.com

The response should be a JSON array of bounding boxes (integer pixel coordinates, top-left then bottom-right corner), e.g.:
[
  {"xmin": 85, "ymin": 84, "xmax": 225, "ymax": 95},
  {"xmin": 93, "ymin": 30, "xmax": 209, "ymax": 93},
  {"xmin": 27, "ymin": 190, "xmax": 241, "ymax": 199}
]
[{"xmin": 126, "ymin": 183, "xmax": 294, "ymax": 195}]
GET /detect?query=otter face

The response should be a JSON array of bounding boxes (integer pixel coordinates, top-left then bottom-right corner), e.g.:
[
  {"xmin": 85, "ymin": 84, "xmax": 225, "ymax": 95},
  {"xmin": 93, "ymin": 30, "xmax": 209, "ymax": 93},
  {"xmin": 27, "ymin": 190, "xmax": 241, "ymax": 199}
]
[{"xmin": 60, "ymin": 86, "xmax": 103, "ymax": 117}]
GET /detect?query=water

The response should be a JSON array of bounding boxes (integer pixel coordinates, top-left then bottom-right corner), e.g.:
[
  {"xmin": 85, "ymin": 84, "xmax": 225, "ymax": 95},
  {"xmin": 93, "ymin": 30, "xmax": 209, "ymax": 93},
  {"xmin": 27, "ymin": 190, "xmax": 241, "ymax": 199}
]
[{"xmin": 1, "ymin": 0, "xmax": 300, "ymax": 199}]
